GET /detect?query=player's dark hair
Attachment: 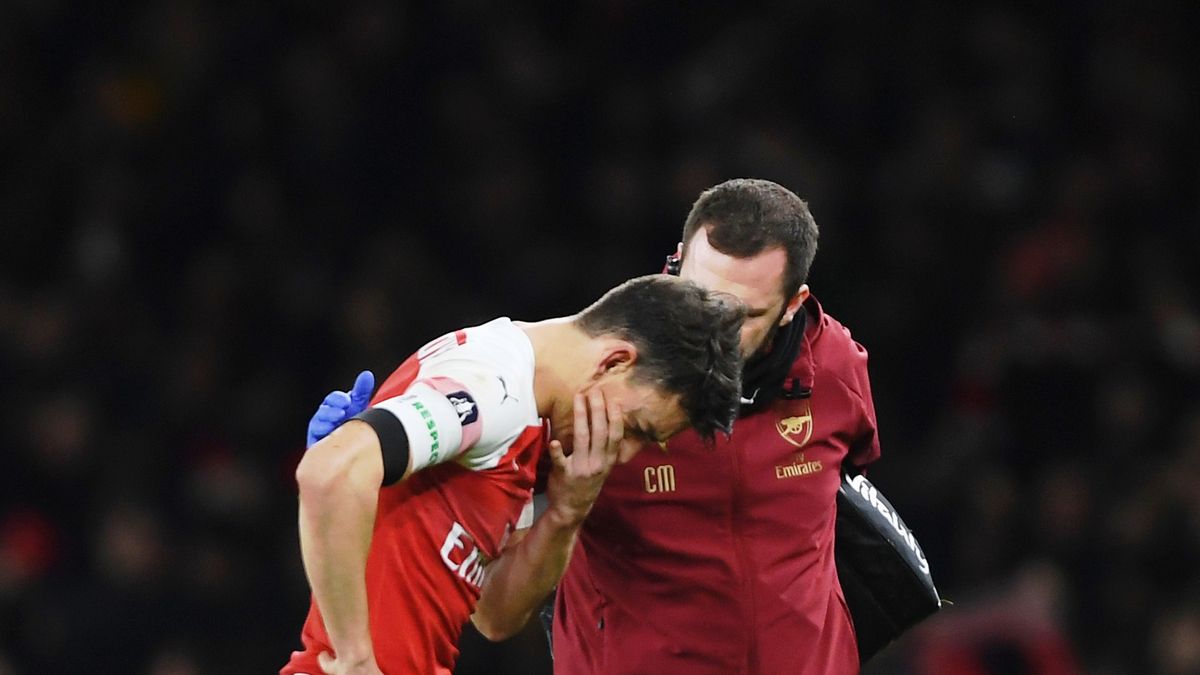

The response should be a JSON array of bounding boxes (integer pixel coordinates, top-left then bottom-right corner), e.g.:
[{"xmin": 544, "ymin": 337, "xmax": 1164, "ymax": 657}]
[
  {"xmin": 577, "ymin": 275, "xmax": 746, "ymax": 440},
  {"xmin": 681, "ymin": 178, "xmax": 819, "ymax": 296}
]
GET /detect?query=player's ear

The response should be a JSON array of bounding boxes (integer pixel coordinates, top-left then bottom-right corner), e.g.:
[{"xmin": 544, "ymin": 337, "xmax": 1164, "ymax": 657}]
[
  {"xmin": 779, "ymin": 284, "xmax": 810, "ymax": 327},
  {"xmin": 592, "ymin": 340, "xmax": 637, "ymax": 380}
]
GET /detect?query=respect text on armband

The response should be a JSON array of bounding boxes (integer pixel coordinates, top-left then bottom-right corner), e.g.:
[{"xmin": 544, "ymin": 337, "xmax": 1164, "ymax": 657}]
[{"xmin": 411, "ymin": 399, "xmax": 441, "ymax": 463}]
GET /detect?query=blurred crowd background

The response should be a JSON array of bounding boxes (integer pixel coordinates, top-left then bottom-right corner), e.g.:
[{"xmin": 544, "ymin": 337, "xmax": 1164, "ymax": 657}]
[{"xmin": 1, "ymin": 1, "xmax": 1196, "ymax": 674}]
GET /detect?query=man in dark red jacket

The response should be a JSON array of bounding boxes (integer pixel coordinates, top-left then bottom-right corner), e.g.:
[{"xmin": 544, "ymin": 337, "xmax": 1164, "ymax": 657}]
[
  {"xmin": 548, "ymin": 179, "xmax": 879, "ymax": 675},
  {"xmin": 307, "ymin": 179, "xmax": 881, "ymax": 674}
]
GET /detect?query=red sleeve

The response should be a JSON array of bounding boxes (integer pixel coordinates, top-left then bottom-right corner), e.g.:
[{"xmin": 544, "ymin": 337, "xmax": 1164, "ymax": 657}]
[{"xmin": 846, "ymin": 339, "xmax": 882, "ymax": 470}]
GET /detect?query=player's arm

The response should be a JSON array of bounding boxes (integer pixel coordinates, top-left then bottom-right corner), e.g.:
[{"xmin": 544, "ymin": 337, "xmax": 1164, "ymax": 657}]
[
  {"xmin": 298, "ymin": 366, "xmax": 496, "ymax": 647},
  {"xmin": 295, "ymin": 419, "xmax": 391, "ymax": 671},
  {"xmin": 471, "ymin": 390, "xmax": 623, "ymax": 641},
  {"xmin": 469, "ymin": 506, "xmax": 568, "ymax": 641}
]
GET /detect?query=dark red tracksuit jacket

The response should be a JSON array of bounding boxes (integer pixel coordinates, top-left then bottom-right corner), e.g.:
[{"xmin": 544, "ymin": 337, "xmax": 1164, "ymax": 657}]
[{"xmin": 554, "ymin": 296, "xmax": 882, "ymax": 675}]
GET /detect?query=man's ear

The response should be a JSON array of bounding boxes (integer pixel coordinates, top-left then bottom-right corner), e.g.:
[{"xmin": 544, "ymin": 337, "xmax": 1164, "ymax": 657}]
[
  {"xmin": 779, "ymin": 284, "xmax": 810, "ymax": 327},
  {"xmin": 592, "ymin": 340, "xmax": 638, "ymax": 380}
]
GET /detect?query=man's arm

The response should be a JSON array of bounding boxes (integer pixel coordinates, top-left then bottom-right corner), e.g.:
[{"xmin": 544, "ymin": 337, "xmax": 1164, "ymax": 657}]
[
  {"xmin": 296, "ymin": 420, "xmax": 386, "ymax": 672},
  {"xmin": 470, "ymin": 504, "xmax": 577, "ymax": 640},
  {"xmin": 471, "ymin": 390, "xmax": 622, "ymax": 640},
  {"xmin": 300, "ymin": 378, "xmax": 623, "ymax": 642}
]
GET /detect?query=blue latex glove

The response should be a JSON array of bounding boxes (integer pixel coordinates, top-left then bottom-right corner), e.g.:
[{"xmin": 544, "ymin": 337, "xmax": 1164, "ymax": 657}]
[{"xmin": 306, "ymin": 370, "xmax": 375, "ymax": 448}]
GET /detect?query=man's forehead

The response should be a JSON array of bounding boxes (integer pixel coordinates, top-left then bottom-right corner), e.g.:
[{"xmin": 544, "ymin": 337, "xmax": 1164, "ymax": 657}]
[{"xmin": 680, "ymin": 230, "xmax": 787, "ymax": 308}]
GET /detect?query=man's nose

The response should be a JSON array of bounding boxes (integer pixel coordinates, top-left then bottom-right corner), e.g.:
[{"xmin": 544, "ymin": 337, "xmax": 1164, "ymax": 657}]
[{"xmin": 740, "ymin": 326, "xmax": 757, "ymax": 351}]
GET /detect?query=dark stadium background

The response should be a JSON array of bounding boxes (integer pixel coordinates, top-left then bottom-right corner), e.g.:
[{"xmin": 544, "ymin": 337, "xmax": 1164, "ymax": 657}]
[{"xmin": 1, "ymin": 2, "xmax": 1196, "ymax": 674}]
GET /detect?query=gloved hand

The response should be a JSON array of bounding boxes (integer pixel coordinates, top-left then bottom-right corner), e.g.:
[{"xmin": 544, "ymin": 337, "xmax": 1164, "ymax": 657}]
[{"xmin": 306, "ymin": 370, "xmax": 375, "ymax": 448}]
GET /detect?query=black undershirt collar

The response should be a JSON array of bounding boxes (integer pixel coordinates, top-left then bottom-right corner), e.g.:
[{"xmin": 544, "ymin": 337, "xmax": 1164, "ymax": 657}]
[{"xmin": 739, "ymin": 308, "xmax": 807, "ymax": 416}]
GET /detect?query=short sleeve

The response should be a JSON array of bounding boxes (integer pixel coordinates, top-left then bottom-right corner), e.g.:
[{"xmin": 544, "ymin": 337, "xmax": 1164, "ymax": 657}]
[{"xmin": 366, "ymin": 359, "xmax": 533, "ymax": 474}]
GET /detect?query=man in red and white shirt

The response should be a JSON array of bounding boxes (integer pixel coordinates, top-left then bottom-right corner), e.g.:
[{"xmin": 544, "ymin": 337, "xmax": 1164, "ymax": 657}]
[{"xmin": 281, "ymin": 274, "xmax": 745, "ymax": 675}]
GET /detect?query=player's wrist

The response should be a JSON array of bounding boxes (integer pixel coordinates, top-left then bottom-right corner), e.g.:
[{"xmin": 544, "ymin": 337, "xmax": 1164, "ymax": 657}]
[{"xmin": 544, "ymin": 502, "xmax": 590, "ymax": 530}]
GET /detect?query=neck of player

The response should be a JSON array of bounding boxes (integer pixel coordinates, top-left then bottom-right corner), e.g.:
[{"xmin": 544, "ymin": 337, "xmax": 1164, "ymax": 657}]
[{"xmin": 516, "ymin": 317, "xmax": 598, "ymax": 420}]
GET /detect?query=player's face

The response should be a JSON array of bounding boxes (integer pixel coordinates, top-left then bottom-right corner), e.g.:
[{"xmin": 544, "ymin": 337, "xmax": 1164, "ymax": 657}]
[
  {"xmin": 595, "ymin": 378, "xmax": 688, "ymax": 464},
  {"xmin": 679, "ymin": 228, "xmax": 806, "ymax": 359}
]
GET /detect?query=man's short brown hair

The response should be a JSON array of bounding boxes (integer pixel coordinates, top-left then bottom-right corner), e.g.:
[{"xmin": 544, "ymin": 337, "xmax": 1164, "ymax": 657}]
[
  {"xmin": 682, "ymin": 179, "xmax": 820, "ymax": 297},
  {"xmin": 577, "ymin": 275, "xmax": 746, "ymax": 440}
]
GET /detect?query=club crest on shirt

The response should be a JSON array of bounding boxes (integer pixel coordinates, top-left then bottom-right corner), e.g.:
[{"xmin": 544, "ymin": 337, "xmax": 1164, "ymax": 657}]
[
  {"xmin": 447, "ymin": 391, "xmax": 479, "ymax": 425},
  {"xmin": 776, "ymin": 402, "xmax": 813, "ymax": 448}
]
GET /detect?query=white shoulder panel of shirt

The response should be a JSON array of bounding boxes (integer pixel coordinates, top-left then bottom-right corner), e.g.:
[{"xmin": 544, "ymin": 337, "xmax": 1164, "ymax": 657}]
[{"xmin": 412, "ymin": 317, "xmax": 539, "ymax": 471}]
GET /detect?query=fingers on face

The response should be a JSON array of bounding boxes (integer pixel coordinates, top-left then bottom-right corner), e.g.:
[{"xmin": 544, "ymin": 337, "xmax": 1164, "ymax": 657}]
[
  {"xmin": 572, "ymin": 392, "xmax": 588, "ymax": 459},
  {"xmin": 548, "ymin": 440, "xmax": 567, "ymax": 468},
  {"xmin": 605, "ymin": 397, "xmax": 623, "ymax": 460},
  {"xmin": 587, "ymin": 389, "xmax": 608, "ymax": 456}
]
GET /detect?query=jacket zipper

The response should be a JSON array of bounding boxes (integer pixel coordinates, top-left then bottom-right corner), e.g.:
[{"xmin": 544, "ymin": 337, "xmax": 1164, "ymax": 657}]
[{"xmin": 729, "ymin": 438, "xmax": 756, "ymax": 673}]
